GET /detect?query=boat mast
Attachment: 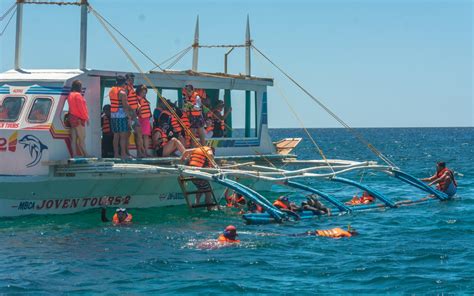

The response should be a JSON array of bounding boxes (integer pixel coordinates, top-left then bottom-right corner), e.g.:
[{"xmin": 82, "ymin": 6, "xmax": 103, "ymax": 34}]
[
  {"xmin": 14, "ymin": 0, "xmax": 24, "ymax": 71},
  {"xmin": 79, "ymin": 0, "xmax": 88, "ymax": 70},
  {"xmin": 245, "ymin": 15, "xmax": 251, "ymax": 76},
  {"xmin": 192, "ymin": 16, "xmax": 199, "ymax": 71}
]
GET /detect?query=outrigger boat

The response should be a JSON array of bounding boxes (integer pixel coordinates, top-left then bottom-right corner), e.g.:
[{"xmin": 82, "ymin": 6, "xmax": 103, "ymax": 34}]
[{"xmin": 0, "ymin": 1, "xmax": 450, "ymax": 222}]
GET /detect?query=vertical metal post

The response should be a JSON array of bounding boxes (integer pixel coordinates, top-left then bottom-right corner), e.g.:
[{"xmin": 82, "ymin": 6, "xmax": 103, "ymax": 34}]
[
  {"xmin": 14, "ymin": 0, "xmax": 24, "ymax": 71},
  {"xmin": 79, "ymin": 0, "xmax": 88, "ymax": 70},
  {"xmin": 224, "ymin": 89, "xmax": 232, "ymax": 137},
  {"xmin": 245, "ymin": 91, "xmax": 251, "ymax": 137},
  {"xmin": 245, "ymin": 15, "xmax": 251, "ymax": 76},
  {"xmin": 192, "ymin": 16, "xmax": 199, "ymax": 72},
  {"xmin": 224, "ymin": 47, "xmax": 234, "ymax": 74}
]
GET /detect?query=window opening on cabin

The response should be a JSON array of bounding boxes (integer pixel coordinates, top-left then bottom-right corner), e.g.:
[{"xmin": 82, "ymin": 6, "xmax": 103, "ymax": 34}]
[
  {"xmin": 28, "ymin": 97, "xmax": 53, "ymax": 123},
  {"xmin": 61, "ymin": 98, "xmax": 70, "ymax": 128},
  {"xmin": 0, "ymin": 96, "xmax": 25, "ymax": 122}
]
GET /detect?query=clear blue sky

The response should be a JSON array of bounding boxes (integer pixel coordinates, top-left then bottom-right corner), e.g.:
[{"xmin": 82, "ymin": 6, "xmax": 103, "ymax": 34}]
[{"xmin": 1, "ymin": 0, "xmax": 472, "ymax": 128}]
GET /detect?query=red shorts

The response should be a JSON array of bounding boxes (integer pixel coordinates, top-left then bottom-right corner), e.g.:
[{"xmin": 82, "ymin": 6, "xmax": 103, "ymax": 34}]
[{"xmin": 69, "ymin": 114, "xmax": 85, "ymax": 128}]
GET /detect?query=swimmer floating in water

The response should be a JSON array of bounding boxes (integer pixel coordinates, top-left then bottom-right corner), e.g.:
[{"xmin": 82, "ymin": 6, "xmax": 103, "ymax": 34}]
[
  {"xmin": 101, "ymin": 207, "xmax": 133, "ymax": 225},
  {"xmin": 217, "ymin": 225, "xmax": 240, "ymax": 243},
  {"xmin": 292, "ymin": 225, "xmax": 357, "ymax": 239}
]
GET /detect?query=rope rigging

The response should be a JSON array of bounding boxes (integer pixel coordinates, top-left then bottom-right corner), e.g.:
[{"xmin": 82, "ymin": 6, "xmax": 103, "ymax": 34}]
[
  {"xmin": 0, "ymin": 5, "xmax": 15, "ymax": 37},
  {"xmin": 251, "ymin": 45, "xmax": 398, "ymax": 168},
  {"xmin": 0, "ymin": 2, "xmax": 16, "ymax": 21}
]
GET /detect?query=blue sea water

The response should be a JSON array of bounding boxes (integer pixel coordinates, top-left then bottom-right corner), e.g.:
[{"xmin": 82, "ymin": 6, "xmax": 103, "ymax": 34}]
[{"xmin": 0, "ymin": 127, "xmax": 473, "ymax": 294}]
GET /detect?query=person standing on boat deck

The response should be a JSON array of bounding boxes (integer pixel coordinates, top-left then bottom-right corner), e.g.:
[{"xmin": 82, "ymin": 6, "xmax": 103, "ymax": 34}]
[
  {"xmin": 125, "ymin": 73, "xmax": 145, "ymax": 158},
  {"xmin": 67, "ymin": 80, "xmax": 89, "ymax": 157},
  {"xmin": 183, "ymin": 84, "xmax": 206, "ymax": 146},
  {"xmin": 421, "ymin": 161, "xmax": 457, "ymax": 197},
  {"xmin": 101, "ymin": 104, "xmax": 114, "ymax": 158},
  {"xmin": 136, "ymin": 85, "xmax": 152, "ymax": 157},
  {"xmin": 109, "ymin": 75, "xmax": 131, "ymax": 159},
  {"xmin": 211, "ymin": 100, "xmax": 231, "ymax": 138},
  {"xmin": 181, "ymin": 146, "xmax": 216, "ymax": 208}
]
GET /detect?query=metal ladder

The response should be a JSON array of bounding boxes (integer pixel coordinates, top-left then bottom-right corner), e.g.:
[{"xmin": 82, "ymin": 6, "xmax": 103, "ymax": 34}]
[{"xmin": 178, "ymin": 176, "xmax": 219, "ymax": 209}]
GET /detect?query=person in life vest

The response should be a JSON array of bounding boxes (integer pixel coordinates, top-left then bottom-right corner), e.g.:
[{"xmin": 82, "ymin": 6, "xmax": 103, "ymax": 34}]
[
  {"xmin": 210, "ymin": 100, "xmax": 232, "ymax": 138},
  {"xmin": 101, "ymin": 104, "xmax": 114, "ymax": 158},
  {"xmin": 183, "ymin": 84, "xmax": 206, "ymax": 146},
  {"xmin": 295, "ymin": 225, "xmax": 358, "ymax": 239},
  {"xmin": 125, "ymin": 73, "xmax": 146, "ymax": 158},
  {"xmin": 247, "ymin": 200, "xmax": 264, "ymax": 213},
  {"xmin": 181, "ymin": 146, "xmax": 216, "ymax": 208},
  {"xmin": 224, "ymin": 189, "xmax": 246, "ymax": 208},
  {"xmin": 204, "ymin": 115, "xmax": 214, "ymax": 138},
  {"xmin": 345, "ymin": 191, "xmax": 375, "ymax": 205},
  {"xmin": 273, "ymin": 196, "xmax": 301, "ymax": 220},
  {"xmin": 217, "ymin": 225, "xmax": 240, "ymax": 243},
  {"xmin": 101, "ymin": 207, "xmax": 133, "ymax": 225},
  {"xmin": 136, "ymin": 85, "xmax": 152, "ymax": 157},
  {"xmin": 300, "ymin": 195, "xmax": 331, "ymax": 216},
  {"xmin": 152, "ymin": 126, "xmax": 185, "ymax": 157},
  {"xmin": 109, "ymin": 75, "xmax": 131, "ymax": 159},
  {"xmin": 421, "ymin": 161, "xmax": 458, "ymax": 197}
]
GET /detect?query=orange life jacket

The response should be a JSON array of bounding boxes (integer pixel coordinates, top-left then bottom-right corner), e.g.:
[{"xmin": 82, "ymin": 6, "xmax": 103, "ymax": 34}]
[
  {"xmin": 360, "ymin": 195, "xmax": 375, "ymax": 204},
  {"xmin": 101, "ymin": 114, "xmax": 111, "ymax": 134},
  {"xmin": 316, "ymin": 228, "xmax": 352, "ymax": 238},
  {"xmin": 185, "ymin": 91, "xmax": 202, "ymax": 116},
  {"xmin": 109, "ymin": 86, "xmax": 124, "ymax": 113},
  {"xmin": 153, "ymin": 127, "xmax": 168, "ymax": 148},
  {"xmin": 217, "ymin": 234, "xmax": 240, "ymax": 243},
  {"xmin": 112, "ymin": 213, "xmax": 133, "ymax": 224},
  {"xmin": 273, "ymin": 200, "xmax": 289, "ymax": 209},
  {"xmin": 436, "ymin": 167, "xmax": 457, "ymax": 189},
  {"xmin": 189, "ymin": 146, "xmax": 213, "ymax": 167},
  {"xmin": 138, "ymin": 96, "xmax": 151, "ymax": 119},
  {"xmin": 126, "ymin": 85, "xmax": 139, "ymax": 110},
  {"xmin": 171, "ymin": 113, "xmax": 190, "ymax": 133}
]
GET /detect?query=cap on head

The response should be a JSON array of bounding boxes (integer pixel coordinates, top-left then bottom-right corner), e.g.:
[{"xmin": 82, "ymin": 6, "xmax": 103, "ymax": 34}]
[
  {"xmin": 225, "ymin": 225, "xmax": 236, "ymax": 232},
  {"xmin": 116, "ymin": 208, "xmax": 127, "ymax": 213}
]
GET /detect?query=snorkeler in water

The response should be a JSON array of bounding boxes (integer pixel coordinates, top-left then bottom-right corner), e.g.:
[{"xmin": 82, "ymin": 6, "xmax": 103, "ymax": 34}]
[{"xmin": 101, "ymin": 207, "xmax": 133, "ymax": 225}]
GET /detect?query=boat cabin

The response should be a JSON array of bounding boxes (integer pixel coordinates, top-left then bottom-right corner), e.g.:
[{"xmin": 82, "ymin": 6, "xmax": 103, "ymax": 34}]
[{"xmin": 0, "ymin": 68, "xmax": 275, "ymax": 176}]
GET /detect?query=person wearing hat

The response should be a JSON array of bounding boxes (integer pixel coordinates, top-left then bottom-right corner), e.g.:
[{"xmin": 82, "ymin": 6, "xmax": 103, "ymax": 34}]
[
  {"xmin": 101, "ymin": 207, "xmax": 133, "ymax": 225},
  {"xmin": 421, "ymin": 161, "xmax": 458, "ymax": 197},
  {"xmin": 217, "ymin": 225, "xmax": 240, "ymax": 243}
]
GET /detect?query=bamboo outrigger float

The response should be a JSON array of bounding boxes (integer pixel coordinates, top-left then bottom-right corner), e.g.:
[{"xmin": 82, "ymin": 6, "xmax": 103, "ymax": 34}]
[{"xmin": 0, "ymin": 1, "xmax": 452, "ymax": 220}]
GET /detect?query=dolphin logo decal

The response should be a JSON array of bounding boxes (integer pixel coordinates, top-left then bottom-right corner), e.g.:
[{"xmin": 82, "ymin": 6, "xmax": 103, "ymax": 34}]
[{"xmin": 19, "ymin": 135, "xmax": 48, "ymax": 168}]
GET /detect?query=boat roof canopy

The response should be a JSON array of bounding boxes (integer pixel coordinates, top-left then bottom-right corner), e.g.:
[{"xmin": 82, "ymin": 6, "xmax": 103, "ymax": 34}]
[{"xmin": 0, "ymin": 68, "xmax": 273, "ymax": 91}]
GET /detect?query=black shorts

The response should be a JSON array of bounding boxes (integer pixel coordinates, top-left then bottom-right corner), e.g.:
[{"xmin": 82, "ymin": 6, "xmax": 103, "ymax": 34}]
[
  {"xmin": 191, "ymin": 179, "xmax": 211, "ymax": 192},
  {"xmin": 155, "ymin": 147, "xmax": 163, "ymax": 157}
]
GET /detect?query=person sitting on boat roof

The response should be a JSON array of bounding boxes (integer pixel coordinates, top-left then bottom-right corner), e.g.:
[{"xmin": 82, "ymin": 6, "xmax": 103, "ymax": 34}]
[
  {"xmin": 109, "ymin": 75, "xmax": 132, "ymax": 159},
  {"xmin": 101, "ymin": 104, "xmax": 114, "ymax": 158},
  {"xmin": 301, "ymin": 195, "xmax": 331, "ymax": 216},
  {"xmin": 295, "ymin": 225, "xmax": 357, "ymax": 239},
  {"xmin": 183, "ymin": 84, "xmax": 206, "ymax": 146},
  {"xmin": 101, "ymin": 207, "xmax": 133, "ymax": 225},
  {"xmin": 345, "ymin": 191, "xmax": 375, "ymax": 206},
  {"xmin": 217, "ymin": 225, "xmax": 240, "ymax": 243},
  {"xmin": 181, "ymin": 146, "xmax": 216, "ymax": 209},
  {"xmin": 152, "ymin": 124, "xmax": 185, "ymax": 157},
  {"xmin": 273, "ymin": 196, "xmax": 301, "ymax": 220},
  {"xmin": 421, "ymin": 161, "xmax": 457, "ymax": 197}
]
